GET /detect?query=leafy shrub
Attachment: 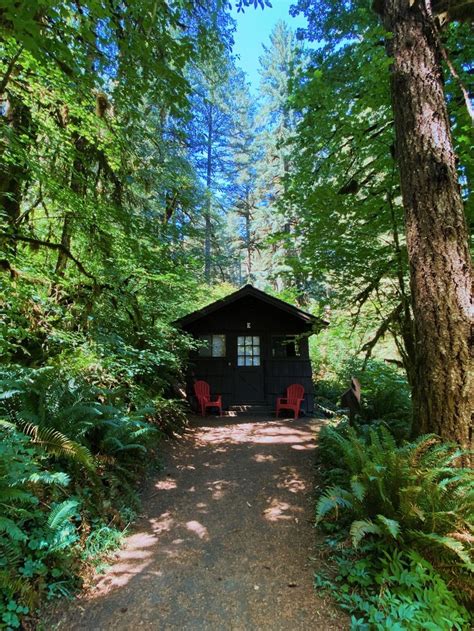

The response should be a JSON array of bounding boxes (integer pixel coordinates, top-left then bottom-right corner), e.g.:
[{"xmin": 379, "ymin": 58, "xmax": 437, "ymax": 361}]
[
  {"xmin": 316, "ymin": 549, "xmax": 471, "ymax": 630},
  {"xmin": 314, "ymin": 357, "xmax": 412, "ymax": 440},
  {"xmin": 315, "ymin": 421, "xmax": 473, "ymax": 628},
  {"xmin": 0, "ymin": 423, "xmax": 81, "ymax": 628},
  {"xmin": 149, "ymin": 397, "xmax": 188, "ymax": 437},
  {"xmin": 317, "ymin": 426, "xmax": 473, "ymax": 576},
  {"xmin": 0, "ymin": 363, "xmax": 187, "ymax": 627}
]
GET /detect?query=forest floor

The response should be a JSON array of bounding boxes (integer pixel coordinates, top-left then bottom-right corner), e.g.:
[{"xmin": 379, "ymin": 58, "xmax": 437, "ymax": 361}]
[{"xmin": 46, "ymin": 414, "xmax": 346, "ymax": 630}]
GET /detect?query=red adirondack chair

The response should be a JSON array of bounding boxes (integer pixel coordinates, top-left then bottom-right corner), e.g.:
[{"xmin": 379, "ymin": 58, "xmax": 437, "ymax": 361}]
[
  {"xmin": 275, "ymin": 384, "xmax": 305, "ymax": 419},
  {"xmin": 193, "ymin": 380, "xmax": 223, "ymax": 417}
]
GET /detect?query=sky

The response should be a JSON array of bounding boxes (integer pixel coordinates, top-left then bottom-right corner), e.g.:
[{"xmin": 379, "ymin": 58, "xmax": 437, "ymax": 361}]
[{"xmin": 230, "ymin": 0, "xmax": 307, "ymax": 93}]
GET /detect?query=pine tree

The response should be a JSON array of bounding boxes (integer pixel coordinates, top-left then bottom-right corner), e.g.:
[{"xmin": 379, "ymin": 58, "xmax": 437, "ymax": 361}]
[
  {"xmin": 252, "ymin": 21, "xmax": 299, "ymax": 293},
  {"xmin": 186, "ymin": 58, "xmax": 239, "ymax": 283},
  {"xmin": 227, "ymin": 72, "xmax": 259, "ymax": 284}
]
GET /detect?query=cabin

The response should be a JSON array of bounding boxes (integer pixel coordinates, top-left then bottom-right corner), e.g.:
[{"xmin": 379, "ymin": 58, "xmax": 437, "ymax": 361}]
[{"xmin": 174, "ymin": 284, "xmax": 327, "ymax": 414}]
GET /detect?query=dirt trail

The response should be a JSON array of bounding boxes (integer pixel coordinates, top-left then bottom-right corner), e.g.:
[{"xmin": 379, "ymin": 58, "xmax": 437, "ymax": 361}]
[{"xmin": 52, "ymin": 415, "xmax": 346, "ymax": 630}]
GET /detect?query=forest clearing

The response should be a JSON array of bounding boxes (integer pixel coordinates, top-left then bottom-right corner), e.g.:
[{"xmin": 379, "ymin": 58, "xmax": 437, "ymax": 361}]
[{"xmin": 0, "ymin": 0, "xmax": 472, "ymax": 629}]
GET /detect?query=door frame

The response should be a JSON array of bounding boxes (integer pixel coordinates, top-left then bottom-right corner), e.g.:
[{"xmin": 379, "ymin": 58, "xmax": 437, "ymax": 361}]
[{"xmin": 232, "ymin": 332, "xmax": 265, "ymax": 404}]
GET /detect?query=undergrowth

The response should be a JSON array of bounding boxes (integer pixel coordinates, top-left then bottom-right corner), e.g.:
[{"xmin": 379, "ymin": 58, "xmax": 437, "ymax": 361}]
[
  {"xmin": 0, "ymin": 365, "xmax": 188, "ymax": 629},
  {"xmin": 314, "ymin": 420, "xmax": 473, "ymax": 630}
]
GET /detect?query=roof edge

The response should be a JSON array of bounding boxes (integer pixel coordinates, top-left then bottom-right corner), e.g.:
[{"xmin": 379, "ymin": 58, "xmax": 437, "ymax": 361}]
[{"xmin": 173, "ymin": 284, "xmax": 328, "ymax": 329}]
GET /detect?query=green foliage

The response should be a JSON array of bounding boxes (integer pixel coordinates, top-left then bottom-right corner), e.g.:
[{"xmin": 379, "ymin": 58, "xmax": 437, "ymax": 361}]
[
  {"xmin": 314, "ymin": 343, "xmax": 412, "ymax": 440},
  {"xmin": 0, "ymin": 422, "xmax": 80, "ymax": 625},
  {"xmin": 0, "ymin": 360, "xmax": 187, "ymax": 627},
  {"xmin": 315, "ymin": 421, "xmax": 473, "ymax": 627},
  {"xmin": 316, "ymin": 549, "xmax": 471, "ymax": 630}
]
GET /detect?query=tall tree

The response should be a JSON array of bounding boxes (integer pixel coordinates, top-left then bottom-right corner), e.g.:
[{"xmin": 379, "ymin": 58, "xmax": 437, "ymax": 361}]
[
  {"xmin": 227, "ymin": 74, "xmax": 259, "ymax": 283},
  {"xmin": 186, "ymin": 59, "xmax": 237, "ymax": 283},
  {"xmin": 290, "ymin": 0, "xmax": 473, "ymax": 448},
  {"xmin": 373, "ymin": 0, "xmax": 473, "ymax": 447},
  {"xmin": 253, "ymin": 21, "xmax": 300, "ymax": 293}
]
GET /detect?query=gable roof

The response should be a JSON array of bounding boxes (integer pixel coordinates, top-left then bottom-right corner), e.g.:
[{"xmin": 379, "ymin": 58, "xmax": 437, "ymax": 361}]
[{"xmin": 174, "ymin": 284, "xmax": 328, "ymax": 329}]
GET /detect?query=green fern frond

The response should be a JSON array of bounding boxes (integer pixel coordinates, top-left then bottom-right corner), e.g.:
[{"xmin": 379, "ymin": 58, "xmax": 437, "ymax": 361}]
[
  {"xmin": 350, "ymin": 478, "xmax": 366, "ymax": 502},
  {"xmin": 28, "ymin": 471, "xmax": 70, "ymax": 486},
  {"xmin": 409, "ymin": 531, "xmax": 474, "ymax": 570},
  {"xmin": 0, "ymin": 517, "xmax": 27, "ymax": 541},
  {"xmin": 350, "ymin": 519, "xmax": 382, "ymax": 547},
  {"xmin": 47, "ymin": 499, "xmax": 80, "ymax": 530},
  {"xmin": 19, "ymin": 422, "xmax": 96, "ymax": 471},
  {"xmin": 316, "ymin": 485, "xmax": 353, "ymax": 522},
  {"xmin": 0, "ymin": 488, "xmax": 37, "ymax": 504},
  {"xmin": 376, "ymin": 515, "xmax": 401, "ymax": 540}
]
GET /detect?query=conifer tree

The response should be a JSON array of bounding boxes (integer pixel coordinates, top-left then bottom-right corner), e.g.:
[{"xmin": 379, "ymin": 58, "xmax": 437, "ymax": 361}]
[{"xmin": 252, "ymin": 21, "xmax": 299, "ymax": 293}]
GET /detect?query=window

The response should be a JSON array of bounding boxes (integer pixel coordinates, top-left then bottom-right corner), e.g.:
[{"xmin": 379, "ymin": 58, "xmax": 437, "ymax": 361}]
[
  {"xmin": 237, "ymin": 335, "xmax": 260, "ymax": 367},
  {"xmin": 198, "ymin": 334, "xmax": 226, "ymax": 357},
  {"xmin": 272, "ymin": 336, "xmax": 301, "ymax": 358}
]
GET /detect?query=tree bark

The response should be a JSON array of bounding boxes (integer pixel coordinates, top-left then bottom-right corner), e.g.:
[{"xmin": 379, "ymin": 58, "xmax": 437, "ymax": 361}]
[{"xmin": 379, "ymin": 0, "xmax": 473, "ymax": 449}]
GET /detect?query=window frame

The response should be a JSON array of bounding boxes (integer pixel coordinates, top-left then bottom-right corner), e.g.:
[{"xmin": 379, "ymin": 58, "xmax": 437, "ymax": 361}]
[
  {"xmin": 237, "ymin": 335, "xmax": 261, "ymax": 367},
  {"xmin": 271, "ymin": 335, "xmax": 302, "ymax": 359},
  {"xmin": 197, "ymin": 334, "xmax": 226, "ymax": 358}
]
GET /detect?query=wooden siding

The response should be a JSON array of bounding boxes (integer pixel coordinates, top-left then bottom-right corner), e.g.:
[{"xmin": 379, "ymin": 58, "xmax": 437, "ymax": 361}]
[{"xmin": 179, "ymin": 289, "xmax": 317, "ymax": 413}]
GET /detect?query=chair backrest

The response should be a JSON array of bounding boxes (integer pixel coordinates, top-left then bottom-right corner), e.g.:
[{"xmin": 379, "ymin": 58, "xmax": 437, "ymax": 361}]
[
  {"xmin": 286, "ymin": 383, "xmax": 305, "ymax": 402},
  {"xmin": 194, "ymin": 380, "xmax": 210, "ymax": 401}
]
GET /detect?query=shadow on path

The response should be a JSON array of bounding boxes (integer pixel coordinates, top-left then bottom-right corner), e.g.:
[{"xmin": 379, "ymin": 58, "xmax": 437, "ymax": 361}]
[{"xmin": 52, "ymin": 416, "xmax": 346, "ymax": 630}]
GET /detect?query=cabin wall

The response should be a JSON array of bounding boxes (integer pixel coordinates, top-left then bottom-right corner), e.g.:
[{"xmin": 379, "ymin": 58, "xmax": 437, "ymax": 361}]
[
  {"xmin": 183, "ymin": 295, "xmax": 315, "ymax": 412},
  {"xmin": 186, "ymin": 340, "xmax": 314, "ymax": 412}
]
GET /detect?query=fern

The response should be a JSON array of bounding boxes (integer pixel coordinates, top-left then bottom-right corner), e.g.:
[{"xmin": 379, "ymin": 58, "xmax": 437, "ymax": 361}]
[
  {"xmin": 47, "ymin": 500, "xmax": 80, "ymax": 530},
  {"xmin": 316, "ymin": 422, "xmax": 473, "ymax": 579},
  {"xmin": 350, "ymin": 478, "xmax": 366, "ymax": 502},
  {"xmin": 27, "ymin": 471, "xmax": 70, "ymax": 486},
  {"xmin": 0, "ymin": 518, "xmax": 27, "ymax": 542},
  {"xmin": 316, "ymin": 485, "xmax": 354, "ymax": 521},
  {"xmin": 19, "ymin": 422, "xmax": 96, "ymax": 472},
  {"xmin": 377, "ymin": 515, "xmax": 401, "ymax": 540},
  {"xmin": 350, "ymin": 519, "xmax": 382, "ymax": 547},
  {"xmin": 350, "ymin": 516, "xmax": 401, "ymax": 547},
  {"xmin": 409, "ymin": 531, "xmax": 474, "ymax": 570}
]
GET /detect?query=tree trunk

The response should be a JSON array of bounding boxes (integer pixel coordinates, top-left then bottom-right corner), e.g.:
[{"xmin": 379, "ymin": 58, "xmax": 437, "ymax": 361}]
[
  {"xmin": 244, "ymin": 195, "xmax": 252, "ymax": 281},
  {"xmin": 55, "ymin": 136, "xmax": 86, "ymax": 276},
  {"xmin": 379, "ymin": 0, "xmax": 473, "ymax": 449},
  {"xmin": 0, "ymin": 94, "xmax": 31, "ymax": 233}
]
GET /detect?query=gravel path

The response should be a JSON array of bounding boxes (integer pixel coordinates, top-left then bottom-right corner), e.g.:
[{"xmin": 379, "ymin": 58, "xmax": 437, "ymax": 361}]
[{"xmin": 53, "ymin": 415, "xmax": 346, "ymax": 630}]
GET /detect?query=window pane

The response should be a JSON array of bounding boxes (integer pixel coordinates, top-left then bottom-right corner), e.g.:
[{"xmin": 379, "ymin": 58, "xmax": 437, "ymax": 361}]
[
  {"xmin": 253, "ymin": 357, "xmax": 260, "ymax": 366},
  {"xmin": 238, "ymin": 336, "xmax": 245, "ymax": 345},
  {"xmin": 198, "ymin": 335, "xmax": 212, "ymax": 357},
  {"xmin": 238, "ymin": 356, "xmax": 245, "ymax": 366},
  {"xmin": 252, "ymin": 336, "xmax": 259, "ymax": 345},
  {"xmin": 212, "ymin": 335, "xmax": 226, "ymax": 357},
  {"xmin": 272, "ymin": 336, "xmax": 299, "ymax": 358}
]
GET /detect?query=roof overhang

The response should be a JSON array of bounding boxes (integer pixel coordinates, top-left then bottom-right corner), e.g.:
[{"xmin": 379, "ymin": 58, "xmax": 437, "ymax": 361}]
[{"xmin": 173, "ymin": 284, "xmax": 328, "ymax": 332}]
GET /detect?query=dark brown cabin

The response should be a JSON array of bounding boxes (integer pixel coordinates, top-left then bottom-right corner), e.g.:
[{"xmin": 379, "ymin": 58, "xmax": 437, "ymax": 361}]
[{"xmin": 174, "ymin": 285, "xmax": 326, "ymax": 413}]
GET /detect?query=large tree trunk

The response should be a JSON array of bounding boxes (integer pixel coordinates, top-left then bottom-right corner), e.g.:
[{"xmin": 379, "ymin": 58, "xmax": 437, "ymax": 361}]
[{"xmin": 379, "ymin": 0, "xmax": 473, "ymax": 449}]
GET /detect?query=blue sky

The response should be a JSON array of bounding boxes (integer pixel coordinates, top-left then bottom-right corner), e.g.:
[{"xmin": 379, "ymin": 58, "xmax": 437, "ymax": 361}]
[{"xmin": 230, "ymin": 1, "xmax": 306, "ymax": 93}]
